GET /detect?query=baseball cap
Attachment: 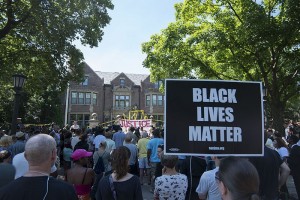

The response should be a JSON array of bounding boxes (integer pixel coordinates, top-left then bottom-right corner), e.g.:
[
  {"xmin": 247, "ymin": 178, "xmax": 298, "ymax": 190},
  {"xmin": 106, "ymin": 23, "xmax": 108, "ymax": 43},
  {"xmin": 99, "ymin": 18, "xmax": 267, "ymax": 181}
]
[
  {"xmin": 16, "ymin": 131, "xmax": 25, "ymax": 138},
  {"xmin": 71, "ymin": 149, "xmax": 92, "ymax": 161}
]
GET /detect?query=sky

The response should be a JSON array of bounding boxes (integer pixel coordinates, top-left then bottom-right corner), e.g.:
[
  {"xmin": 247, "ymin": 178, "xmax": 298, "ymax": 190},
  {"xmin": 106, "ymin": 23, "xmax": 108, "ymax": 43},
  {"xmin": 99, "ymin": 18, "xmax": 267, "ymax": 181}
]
[{"xmin": 75, "ymin": 0, "xmax": 183, "ymax": 74}]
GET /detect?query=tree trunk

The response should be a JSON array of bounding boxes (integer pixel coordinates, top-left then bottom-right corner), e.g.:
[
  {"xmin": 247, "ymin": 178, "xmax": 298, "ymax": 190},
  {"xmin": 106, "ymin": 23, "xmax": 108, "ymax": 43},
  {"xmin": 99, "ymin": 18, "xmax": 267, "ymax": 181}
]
[{"xmin": 270, "ymin": 99, "xmax": 285, "ymax": 136}]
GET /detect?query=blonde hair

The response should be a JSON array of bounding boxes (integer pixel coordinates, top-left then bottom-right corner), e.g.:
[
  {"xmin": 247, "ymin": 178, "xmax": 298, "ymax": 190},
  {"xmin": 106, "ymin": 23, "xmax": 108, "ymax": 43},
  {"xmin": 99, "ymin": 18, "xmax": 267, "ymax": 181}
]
[{"xmin": 0, "ymin": 135, "xmax": 13, "ymax": 147}]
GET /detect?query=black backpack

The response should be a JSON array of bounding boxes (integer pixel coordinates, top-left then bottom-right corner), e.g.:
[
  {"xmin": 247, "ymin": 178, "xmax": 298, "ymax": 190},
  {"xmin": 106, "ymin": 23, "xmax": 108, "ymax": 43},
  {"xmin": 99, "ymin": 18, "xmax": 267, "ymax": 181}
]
[{"xmin": 94, "ymin": 152, "xmax": 105, "ymax": 174}]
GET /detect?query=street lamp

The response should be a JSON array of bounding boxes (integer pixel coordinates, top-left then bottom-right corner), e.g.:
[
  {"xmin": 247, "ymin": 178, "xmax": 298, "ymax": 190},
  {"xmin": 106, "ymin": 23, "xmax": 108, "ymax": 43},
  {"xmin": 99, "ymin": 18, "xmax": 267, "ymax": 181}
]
[
  {"xmin": 262, "ymin": 85, "xmax": 267, "ymax": 101},
  {"xmin": 11, "ymin": 74, "xmax": 26, "ymax": 135}
]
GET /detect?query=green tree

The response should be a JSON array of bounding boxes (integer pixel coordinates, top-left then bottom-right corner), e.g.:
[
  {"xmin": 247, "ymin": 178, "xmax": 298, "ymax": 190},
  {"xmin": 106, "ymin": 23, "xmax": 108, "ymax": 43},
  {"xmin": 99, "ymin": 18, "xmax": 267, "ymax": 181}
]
[
  {"xmin": 142, "ymin": 0, "xmax": 300, "ymax": 132},
  {"xmin": 0, "ymin": 0, "xmax": 113, "ymax": 126}
]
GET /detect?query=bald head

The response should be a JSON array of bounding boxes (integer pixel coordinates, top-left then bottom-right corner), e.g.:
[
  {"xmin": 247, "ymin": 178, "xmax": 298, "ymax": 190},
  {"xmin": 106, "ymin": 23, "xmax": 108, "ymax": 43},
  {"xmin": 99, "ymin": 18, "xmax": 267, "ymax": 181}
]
[{"xmin": 25, "ymin": 134, "xmax": 56, "ymax": 166}]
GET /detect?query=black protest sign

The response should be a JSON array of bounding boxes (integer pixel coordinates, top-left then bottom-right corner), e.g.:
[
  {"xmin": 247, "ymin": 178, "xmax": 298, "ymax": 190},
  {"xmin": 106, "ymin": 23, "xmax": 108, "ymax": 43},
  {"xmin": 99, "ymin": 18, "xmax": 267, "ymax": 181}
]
[{"xmin": 164, "ymin": 79, "xmax": 264, "ymax": 156}]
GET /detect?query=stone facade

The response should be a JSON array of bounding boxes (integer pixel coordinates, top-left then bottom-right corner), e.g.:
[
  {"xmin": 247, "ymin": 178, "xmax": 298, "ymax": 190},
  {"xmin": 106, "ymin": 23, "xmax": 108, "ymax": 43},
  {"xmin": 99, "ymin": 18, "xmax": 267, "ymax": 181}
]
[{"xmin": 63, "ymin": 64, "xmax": 164, "ymax": 127}]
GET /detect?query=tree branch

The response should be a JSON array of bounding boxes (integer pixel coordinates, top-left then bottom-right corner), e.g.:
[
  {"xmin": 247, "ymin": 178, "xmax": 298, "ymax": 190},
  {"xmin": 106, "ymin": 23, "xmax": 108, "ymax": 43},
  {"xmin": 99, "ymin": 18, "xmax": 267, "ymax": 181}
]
[
  {"xmin": 226, "ymin": 0, "xmax": 243, "ymax": 24},
  {"xmin": 187, "ymin": 54, "xmax": 237, "ymax": 80},
  {"xmin": 0, "ymin": 0, "xmax": 33, "ymax": 40},
  {"xmin": 228, "ymin": 48, "xmax": 255, "ymax": 80}
]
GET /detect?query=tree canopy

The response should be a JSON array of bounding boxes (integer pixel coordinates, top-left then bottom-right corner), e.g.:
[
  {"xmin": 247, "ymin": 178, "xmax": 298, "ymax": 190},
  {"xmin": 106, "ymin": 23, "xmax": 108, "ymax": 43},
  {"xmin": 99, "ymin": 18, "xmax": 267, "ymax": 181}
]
[
  {"xmin": 142, "ymin": 0, "xmax": 300, "ymax": 131},
  {"xmin": 0, "ymin": 0, "xmax": 113, "ymax": 126}
]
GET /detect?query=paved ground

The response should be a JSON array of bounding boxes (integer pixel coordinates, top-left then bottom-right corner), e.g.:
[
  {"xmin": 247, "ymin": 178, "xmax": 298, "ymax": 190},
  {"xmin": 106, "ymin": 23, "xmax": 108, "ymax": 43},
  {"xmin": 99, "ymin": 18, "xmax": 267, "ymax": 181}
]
[
  {"xmin": 141, "ymin": 184, "xmax": 154, "ymax": 200},
  {"xmin": 58, "ymin": 168, "xmax": 298, "ymax": 200},
  {"xmin": 287, "ymin": 175, "xmax": 298, "ymax": 200},
  {"xmin": 141, "ymin": 175, "xmax": 299, "ymax": 200}
]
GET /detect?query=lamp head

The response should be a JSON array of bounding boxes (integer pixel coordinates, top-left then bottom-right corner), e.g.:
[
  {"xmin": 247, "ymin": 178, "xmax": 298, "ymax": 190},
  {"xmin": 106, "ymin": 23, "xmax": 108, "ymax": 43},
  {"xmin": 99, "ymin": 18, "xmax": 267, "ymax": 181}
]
[{"xmin": 12, "ymin": 74, "xmax": 27, "ymax": 90}]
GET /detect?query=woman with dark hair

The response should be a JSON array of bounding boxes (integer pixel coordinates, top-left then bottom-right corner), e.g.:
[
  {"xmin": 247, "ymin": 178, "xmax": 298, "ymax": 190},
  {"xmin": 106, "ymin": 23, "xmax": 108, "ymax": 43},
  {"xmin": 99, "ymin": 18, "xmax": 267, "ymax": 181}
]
[
  {"xmin": 217, "ymin": 157, "xmax": 259, "ymax": 200},
  {"xmin": 273, "ymin": 137, "xmax": 289, "ymax": 161},
  {"xmin": 96, "ymin": 146, "xmax": 143, "ymax": 200},
  {"xmin": 154, "ymin": 153, "xmax": 188, "ymax": 199},
  {"xmin": 66, "ymin": 149, "xmax": 95, "ymax": 200},
  {"xmin": 74, "ymin": 134, "xmax": 89, "ymax": 151},
  {"xmin": 134, "ymin": 128, "xmax": 141, "ymax": 141}
]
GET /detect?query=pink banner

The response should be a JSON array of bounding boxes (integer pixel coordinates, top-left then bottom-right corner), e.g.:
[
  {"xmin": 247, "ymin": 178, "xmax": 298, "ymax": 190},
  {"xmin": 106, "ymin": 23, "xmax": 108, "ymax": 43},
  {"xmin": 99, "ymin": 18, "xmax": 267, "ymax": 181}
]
[{"xmin": 119, "ymin": 119, "xmax": 152, "ymax": 128}]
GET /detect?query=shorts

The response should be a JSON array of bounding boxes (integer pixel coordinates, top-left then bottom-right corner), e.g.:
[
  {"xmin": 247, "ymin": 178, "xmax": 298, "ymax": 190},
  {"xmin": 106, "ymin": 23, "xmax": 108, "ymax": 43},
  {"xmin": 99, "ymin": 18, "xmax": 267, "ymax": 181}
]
[{"xmin": 138, "ymin": 157, "xmax": 151, "ymax": 169}]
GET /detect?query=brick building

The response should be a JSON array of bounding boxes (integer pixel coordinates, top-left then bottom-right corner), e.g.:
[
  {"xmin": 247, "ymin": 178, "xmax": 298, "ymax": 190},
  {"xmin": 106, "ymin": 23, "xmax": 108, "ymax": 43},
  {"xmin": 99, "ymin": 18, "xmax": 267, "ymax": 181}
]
[{"xmin": 63, "ymin": 63, "xmax": 164, "ymax": 128}]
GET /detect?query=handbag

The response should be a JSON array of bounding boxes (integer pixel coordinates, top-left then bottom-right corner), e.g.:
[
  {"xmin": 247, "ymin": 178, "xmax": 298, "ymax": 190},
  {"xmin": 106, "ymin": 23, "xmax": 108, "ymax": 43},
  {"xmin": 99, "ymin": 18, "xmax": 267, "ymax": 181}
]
[{"xmin": 108, "ymin": 175, "xmax": 117, "ymax": 200}]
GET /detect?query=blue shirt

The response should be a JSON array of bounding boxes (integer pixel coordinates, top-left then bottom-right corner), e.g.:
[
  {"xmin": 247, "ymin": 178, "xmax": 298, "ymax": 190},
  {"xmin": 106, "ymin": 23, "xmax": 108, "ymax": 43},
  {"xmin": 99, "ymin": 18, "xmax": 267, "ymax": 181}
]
[
  {"xmin": 147, "ymin": 138, "xmax": 163, "ymax": 163},
  {"xmin": 112, "ymin": 131, "xmax": 126, "ymax": 148},
  {"xmin": 9, "ymin": 140, "xmax": 25, "ymax": 158},
  {"xmin": 124, "ymin": 143, "xmax": 138, "ymax": 165}
]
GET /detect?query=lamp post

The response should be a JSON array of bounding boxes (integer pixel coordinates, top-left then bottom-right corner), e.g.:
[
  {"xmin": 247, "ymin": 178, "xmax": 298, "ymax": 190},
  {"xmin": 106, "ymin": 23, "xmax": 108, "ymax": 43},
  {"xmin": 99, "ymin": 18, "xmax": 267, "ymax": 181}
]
[
  {"xmin": 262, "ymin": 83, "xmax": 268, "ymax": 127},
  {"xmin": 11, "ymin": 74, "xmax": 26, "ymax": 135}
]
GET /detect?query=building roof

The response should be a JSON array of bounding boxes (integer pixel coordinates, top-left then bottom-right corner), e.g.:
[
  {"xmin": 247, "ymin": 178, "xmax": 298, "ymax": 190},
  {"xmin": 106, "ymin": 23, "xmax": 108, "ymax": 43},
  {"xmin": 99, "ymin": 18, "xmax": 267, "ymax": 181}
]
[{"xmin": 95, "ymin": 71, "xmax": 149, "ymax": 86}]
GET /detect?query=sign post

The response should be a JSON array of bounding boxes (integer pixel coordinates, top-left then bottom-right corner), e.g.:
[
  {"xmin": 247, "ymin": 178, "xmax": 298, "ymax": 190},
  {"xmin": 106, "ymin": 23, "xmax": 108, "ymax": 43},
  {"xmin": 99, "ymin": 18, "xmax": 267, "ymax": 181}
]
[{"xmin": 164, "ymin": 79, "xmax": 264, "ymax": 156}]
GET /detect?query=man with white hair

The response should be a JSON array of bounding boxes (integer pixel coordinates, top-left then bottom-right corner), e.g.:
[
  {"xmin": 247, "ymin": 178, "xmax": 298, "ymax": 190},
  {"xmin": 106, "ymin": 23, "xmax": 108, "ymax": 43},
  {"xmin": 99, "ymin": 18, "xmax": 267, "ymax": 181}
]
[{"xmin": 0, "ymin": 134, "xmax": 77, "ymax": 199}]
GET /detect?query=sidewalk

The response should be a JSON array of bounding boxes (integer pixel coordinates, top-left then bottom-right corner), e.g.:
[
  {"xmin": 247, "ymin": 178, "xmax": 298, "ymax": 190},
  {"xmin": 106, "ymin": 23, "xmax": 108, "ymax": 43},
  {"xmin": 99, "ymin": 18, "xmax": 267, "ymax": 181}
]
[
  {"xmin": 287, "ymin": 175, "xmax": 298, "ymax": 199},
  {"xmin": 58, "ymin": 167, "xmax": 298, "ymax": 200}
]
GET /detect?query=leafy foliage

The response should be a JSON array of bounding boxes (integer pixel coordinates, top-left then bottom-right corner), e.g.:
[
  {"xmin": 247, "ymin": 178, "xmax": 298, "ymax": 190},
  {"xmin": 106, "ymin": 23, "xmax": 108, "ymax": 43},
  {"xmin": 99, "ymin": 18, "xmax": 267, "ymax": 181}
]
[
  {"xmin": 0, "ymin": 0, "xmax": 113, "ymax": 126},
  {"xmin": 142, "ymin": 0, "xmax": 300, "ymax": 131}
]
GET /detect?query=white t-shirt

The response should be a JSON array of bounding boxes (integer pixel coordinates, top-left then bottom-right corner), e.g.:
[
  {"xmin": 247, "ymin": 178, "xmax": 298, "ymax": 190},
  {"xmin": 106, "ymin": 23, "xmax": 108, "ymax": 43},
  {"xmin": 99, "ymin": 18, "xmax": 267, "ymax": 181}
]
[
  {"xmin": 277, "ymin": 147, "xmax": 289, "ymax": 160},
  {"xmin": 12, "ymin": 152, "xmax": 57, "ymax": 179},
  {"xmin": 93, "ymin": 135, "xmax": 106, "ymax": 149},
  {"xmin": 196, "ymin": 167, "xmax": 222, "ymax": 200},
  {"xmin": 71, "ymin": 136, "xmax": 80, "ymax": 150},
  {"xmin": 265, "ymin": 138, "xmax": 274, "ymax": 149},
  {"xmin": 70, "ymin": 124, "xmax": 80, "ymax": 130}
]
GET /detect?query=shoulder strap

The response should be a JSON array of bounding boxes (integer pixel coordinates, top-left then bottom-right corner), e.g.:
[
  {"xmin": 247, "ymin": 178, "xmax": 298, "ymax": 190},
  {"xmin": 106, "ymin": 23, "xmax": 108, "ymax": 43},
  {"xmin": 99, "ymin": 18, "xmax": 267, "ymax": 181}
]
[
  {"xmin": 109, "ymin": 175, "xmax": 117, "ymax": 200},
  {"xmin": 82, "ymin": 168, "xmax": 88, "ymax": 184},
  {"xmin": 100, "ymin": 151, "xmax": 106, "ymax": 157}
]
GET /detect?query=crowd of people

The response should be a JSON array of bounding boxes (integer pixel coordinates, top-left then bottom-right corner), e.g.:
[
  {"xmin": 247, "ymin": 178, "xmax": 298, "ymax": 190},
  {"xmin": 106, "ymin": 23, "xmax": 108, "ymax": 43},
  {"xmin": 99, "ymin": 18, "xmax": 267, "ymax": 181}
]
[{"xmin": 0, "ymin": 120, "xmax": 299, "ymax": 200}]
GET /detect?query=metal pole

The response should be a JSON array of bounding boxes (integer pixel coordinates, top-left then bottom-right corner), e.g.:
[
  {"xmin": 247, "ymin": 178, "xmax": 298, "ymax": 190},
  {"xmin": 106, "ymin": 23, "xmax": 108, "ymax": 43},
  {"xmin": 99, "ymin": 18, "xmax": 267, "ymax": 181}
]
[
  {"xmin": 11, "ymin": 90, "xmax": 21, "ymax": 135},
  {"xmin": 64, "ymin": 83, "xmax": 70, "ymax": 126}
]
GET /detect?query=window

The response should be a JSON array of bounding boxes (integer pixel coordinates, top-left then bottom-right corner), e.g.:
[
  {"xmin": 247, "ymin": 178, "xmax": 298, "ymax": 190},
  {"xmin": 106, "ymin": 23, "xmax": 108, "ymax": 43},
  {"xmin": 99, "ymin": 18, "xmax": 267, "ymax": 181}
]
[
  {"xmin": 157, "ymin": 115, "xmax": 164, "ymax": 121},
  {"xmin": 71, "ymin": 92, "xmax": 77, "ymax": 104},
  {"xmin": 77, "ymin": 113, "xmax": 83, "ymax": 125},
  {"xmin": 152, "ymin": 94, "xmax": 157, "ymax": 106},
  {"xmin": 148, "ymin": 94, "xmax": 164, "ymax": 106},
  {"xmin": 70, "ymin": 114, "xmax": 76, "ymax": 122},
  {"xmin": 115, "ymin": 95, "xmax": 130, "ymax": 108},
  {"xmin": 146, "ymin": 95, "xmax": 150, "ymax": 106},
  {"xmin": 92, "ymin": 93, "xmax": 97, "ymax": 105},
  {"xmin": 69, "ymin": 113, "xmax": 90, "ymax": 128},
  {"xmin": 80, "ymin": 76, "xmax": 89, "ymax": 86},
  {"xmin": 71, "ymin": 92, "xmax": 97, "ymax": 105},
  {"xmin": 120, "ymin": 78, "xmax": 125, "ymax": 87},
  {"xmin": 85, "ymin": 93, "xmax": 91, "ymax": 104},
  {"xmin": 154, "ymin": 80, "xmax": 163, "ymax": 89},
  {"xmin": 78, "ymin": 92, "xmax": 84, "ymax": 104},
  {"xmin": 158, "ymin": 95, "xmax": 163, "ymax": 106},
  {"xmin": 84, "ymin": 114, "xmax": 90, "ymax": 127}
]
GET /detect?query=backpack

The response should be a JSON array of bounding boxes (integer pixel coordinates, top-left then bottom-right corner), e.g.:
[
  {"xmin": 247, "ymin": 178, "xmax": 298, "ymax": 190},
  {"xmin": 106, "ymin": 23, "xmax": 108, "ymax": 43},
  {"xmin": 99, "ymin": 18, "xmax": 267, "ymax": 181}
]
[{"xmin": 94, "ymin": 152, "xmax": 105, "ymax": 174}]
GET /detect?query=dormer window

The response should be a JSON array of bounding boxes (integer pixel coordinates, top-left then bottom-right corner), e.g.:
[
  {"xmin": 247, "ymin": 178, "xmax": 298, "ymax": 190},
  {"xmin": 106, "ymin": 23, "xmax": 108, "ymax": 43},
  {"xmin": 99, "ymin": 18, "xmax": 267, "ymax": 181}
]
[
  {"xmin": 80, "ymin": 76, "xmax": 89, "ymax": 86},
  {"xmin": 154, "ymin": 80, "xmax": 163, "ymax": 89},
  {"xmin": 120, "ymin": 78, "xmax": 125, "ymax": 87}
]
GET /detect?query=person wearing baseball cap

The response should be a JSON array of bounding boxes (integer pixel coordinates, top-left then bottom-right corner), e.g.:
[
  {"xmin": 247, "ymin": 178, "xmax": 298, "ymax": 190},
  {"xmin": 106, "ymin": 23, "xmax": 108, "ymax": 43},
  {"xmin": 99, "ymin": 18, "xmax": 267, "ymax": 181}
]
[
  {"xmin": 66, "ymin": 149, "xmax": 95, "ymax": 200},
  {"xmin": 71, "ymin": 149, "xmax": 92, "ymax": 161},
  {"xmin": 9, "ymin": 131, "xmax": 26, "ymax": 158}
]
